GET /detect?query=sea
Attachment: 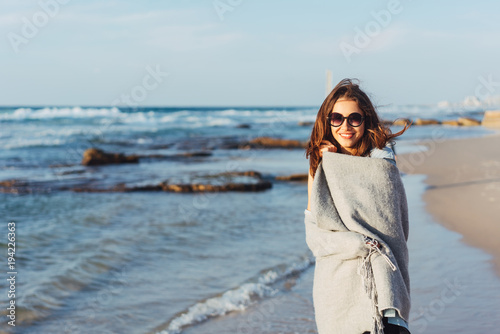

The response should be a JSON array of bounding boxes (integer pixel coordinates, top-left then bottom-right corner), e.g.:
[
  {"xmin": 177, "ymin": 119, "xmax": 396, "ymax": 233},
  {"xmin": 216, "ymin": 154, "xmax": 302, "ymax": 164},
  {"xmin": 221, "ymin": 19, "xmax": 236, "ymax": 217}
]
[{"xmin": 1, "ymin": 104, "xmax": 500, "ymax": 334}]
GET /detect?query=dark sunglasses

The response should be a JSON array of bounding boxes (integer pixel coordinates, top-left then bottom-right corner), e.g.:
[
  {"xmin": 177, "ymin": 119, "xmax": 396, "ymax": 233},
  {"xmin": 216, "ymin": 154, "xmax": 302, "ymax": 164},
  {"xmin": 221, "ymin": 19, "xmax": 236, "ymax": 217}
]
[{"xmin": 327, "ymin": 112, "xmax": 365, "ymax": 127}]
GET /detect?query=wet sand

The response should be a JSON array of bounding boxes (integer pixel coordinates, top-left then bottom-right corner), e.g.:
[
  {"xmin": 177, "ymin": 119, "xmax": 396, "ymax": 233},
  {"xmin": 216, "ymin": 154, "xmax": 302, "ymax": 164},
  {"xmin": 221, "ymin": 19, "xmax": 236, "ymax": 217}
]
[{"xmin": 397, "ymin": 133, "xmax": 500, "ymax": 277}]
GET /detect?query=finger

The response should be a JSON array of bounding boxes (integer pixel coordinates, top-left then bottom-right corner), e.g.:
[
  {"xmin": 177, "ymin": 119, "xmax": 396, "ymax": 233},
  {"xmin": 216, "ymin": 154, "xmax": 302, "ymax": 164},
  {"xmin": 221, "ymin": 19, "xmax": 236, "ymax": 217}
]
[
  {"xmin": 320, "ymin": 146, "xmax": 335, "ymax": 155},
  {"xmin": 321, "ymin": 145, "xmax": 335, "ymax": 151},
  {"xmin": 319, "ymin": 147, "xmax": 328, "ymax": 157}
]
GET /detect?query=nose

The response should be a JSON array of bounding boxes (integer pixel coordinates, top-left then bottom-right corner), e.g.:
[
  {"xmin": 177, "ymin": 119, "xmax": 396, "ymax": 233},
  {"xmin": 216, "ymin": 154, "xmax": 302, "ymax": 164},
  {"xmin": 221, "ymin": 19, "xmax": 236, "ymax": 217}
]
[{"xmin": 340, "ymin": 119, "xmax": 353, "ymax": 130}]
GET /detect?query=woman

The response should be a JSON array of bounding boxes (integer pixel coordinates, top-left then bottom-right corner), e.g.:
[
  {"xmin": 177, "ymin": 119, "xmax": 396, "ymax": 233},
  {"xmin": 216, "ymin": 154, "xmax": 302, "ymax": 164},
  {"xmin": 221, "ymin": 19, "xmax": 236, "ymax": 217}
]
[{"xmin": 304, "ymin": 78, "xmax": 411, "ymax": 334}]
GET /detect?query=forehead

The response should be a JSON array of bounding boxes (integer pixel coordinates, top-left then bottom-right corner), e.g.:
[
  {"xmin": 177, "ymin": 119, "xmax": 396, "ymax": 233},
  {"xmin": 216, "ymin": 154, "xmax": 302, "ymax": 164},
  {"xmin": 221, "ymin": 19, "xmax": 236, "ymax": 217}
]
[{"xmin": 332, "ymin": 99, "xmax": 361, "ymax": 114}]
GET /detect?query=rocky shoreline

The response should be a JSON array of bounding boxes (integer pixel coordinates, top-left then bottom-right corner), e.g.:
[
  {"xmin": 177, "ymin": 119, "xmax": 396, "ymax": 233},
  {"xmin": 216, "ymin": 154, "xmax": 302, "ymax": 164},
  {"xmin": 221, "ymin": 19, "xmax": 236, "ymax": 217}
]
[{"xmin": 3, "ymin": 112, "xmax": 498, "ymax": 195}]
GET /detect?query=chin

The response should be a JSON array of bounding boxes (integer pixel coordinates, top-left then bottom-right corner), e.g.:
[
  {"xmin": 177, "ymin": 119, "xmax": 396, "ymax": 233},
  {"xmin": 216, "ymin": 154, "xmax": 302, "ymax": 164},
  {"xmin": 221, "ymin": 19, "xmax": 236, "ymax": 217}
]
[{"xmin": 339, "ymin": 141, "xmax": 356, "ymax": 148}]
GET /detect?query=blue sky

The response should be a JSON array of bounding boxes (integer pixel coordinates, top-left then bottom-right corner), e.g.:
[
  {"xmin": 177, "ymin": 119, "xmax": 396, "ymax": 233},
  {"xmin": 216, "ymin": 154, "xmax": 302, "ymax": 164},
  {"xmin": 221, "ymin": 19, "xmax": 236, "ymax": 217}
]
[{"xmin": 1, "ymin": 0, "xmax": 499, "ymax": 106}]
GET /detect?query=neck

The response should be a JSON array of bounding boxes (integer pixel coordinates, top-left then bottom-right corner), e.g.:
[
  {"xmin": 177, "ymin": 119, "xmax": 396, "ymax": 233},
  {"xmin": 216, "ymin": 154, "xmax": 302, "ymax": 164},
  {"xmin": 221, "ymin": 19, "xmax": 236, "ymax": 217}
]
[{"xmin": 340, "ymin": 147, "xmax": 355, "ymax": 155}]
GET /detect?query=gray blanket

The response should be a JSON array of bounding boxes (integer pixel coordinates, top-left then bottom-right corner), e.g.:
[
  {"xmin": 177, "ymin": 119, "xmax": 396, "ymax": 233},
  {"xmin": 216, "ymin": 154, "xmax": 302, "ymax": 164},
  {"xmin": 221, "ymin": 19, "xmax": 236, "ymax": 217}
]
[{"xmin": 305, "ymin": 151, "xmax": 410, "ymax": 334}]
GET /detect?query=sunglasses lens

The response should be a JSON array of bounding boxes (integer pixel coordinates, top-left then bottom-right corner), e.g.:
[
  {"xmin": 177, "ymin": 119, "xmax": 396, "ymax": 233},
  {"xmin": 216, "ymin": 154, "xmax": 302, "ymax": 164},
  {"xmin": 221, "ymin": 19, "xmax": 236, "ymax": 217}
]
[
  {"xmin": 330, "ymin": 113, "xmax": 343, "ymax": 126},
  {"xmin": 349, "ymin": 113, "xmax": 363, "ymax": 126}
]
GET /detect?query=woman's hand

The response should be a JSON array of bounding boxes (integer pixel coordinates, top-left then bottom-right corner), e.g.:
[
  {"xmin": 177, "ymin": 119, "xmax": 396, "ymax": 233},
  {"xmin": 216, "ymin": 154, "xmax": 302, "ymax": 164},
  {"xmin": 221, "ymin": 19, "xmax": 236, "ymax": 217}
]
[{"xmin": 319, "ymin": 140, "xmax": 337, "ymax": 157}]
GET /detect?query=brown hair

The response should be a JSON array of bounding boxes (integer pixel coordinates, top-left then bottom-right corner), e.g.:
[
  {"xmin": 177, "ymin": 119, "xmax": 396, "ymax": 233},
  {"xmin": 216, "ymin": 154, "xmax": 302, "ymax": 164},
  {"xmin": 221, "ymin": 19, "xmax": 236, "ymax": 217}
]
[{"xmin": 305, "ymin": 78, "xmax": 410, "ymax": 177}]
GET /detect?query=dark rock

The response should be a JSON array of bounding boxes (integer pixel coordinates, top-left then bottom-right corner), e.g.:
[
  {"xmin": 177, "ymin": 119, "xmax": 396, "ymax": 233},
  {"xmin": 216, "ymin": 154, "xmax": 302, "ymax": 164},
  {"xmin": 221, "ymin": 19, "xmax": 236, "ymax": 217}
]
[
  {"xmin": 159, "ymin": 181, "xmax": 272, "ymax": 192},
  {"xmin": 0, "ymin": 179, "xmax": 53, "ymax": 194},
  {"xmin": 482, "ymin": 110, "xmax": 500, "ymax": 128},
  {"xmin": 236, "ymin": 123, "xmax": 251, "ymax": 128},
  {"xmin": 275, "ymin": 173, "xmax": 308, "ymax": 181},
  {"xmin": 72, "ymin": 187, "xmax": 114, "ymax": 193},
  {"xmin": 70, "ymin": 170, "xmax": 271, "ymax": 193},
  {"xmin": 81, "ymin": 148, "xmax": 139, "ymax": 166},
  {"xmin": 298, "ymin": 121, "xmax": 313, "ymax": 126},
  {"xmin": 223, "ymin": 170, "xmax": 262, "ymax": 178},
  {"xmin": 135, "ymin": 154, "xmax": 168, "ymax": 159},
  {"xmin": 73, "ymin": 180, "xmax": 272, "ymax": 193},
  {"xmin": 0, "ymin": 179, "xmax": 25, "ymax": 188},
  {"xmin": 243, "ymin": 137, "xmax": 306, "ymax": 149},
  {"xmin": 128, "ymin": 184, "xmax": 163, "ymax": 192},
  {"xmin": 73, "ymin": 182, "xmax": 164, "ymax": 193},
  {"xmin": 178, "ymin": 151, "xmax": 212, "ymax": 157},
  {"xmin": 442, "ymin": 119, "xmax": 460, "ymax": 126},
  {"xmin": 135, "ymin": 151, "xmax": 213, "ymax": 160},
  {"xmin": 458, "ymin": 117, "xmax": 481, "ymax": 126},
  {"xmin": 0, "ymin": 179, "xmax": 27, "ymax": 194},
  {"xmin": 414, "ymin": 118, "xmax": 441, "ymax": 125},
  {"xmin": 147, "ymin": 143, "xmax": 174, "ymax": 149}
]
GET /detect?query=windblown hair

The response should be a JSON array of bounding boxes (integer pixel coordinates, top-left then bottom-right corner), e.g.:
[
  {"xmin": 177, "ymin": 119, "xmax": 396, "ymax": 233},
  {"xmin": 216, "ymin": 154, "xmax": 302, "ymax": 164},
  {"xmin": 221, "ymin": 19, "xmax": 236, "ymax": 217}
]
[{"xmin": 306, "ymin": 78, "xmax": 410, "ymax": 177}]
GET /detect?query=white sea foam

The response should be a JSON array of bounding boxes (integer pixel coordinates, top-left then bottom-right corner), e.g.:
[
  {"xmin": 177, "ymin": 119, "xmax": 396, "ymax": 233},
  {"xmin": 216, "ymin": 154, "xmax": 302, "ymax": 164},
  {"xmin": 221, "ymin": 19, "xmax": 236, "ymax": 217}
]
[
  {"xmin": 35, "ymin": 128, "xmax": 88, "ymax": 137},
  {"xmin": 0, "ymin": 106, "xmax": 313, "ymax": 129},
  {"xmin": 118, "ymin": 112, "xmax": 157, "ymax": 124},
  {"xmin": 158, "ymin": 114, "xmax": 235, "ymax": 128},
  {"xmin": 158, "ymin": 256, "xmax": 313, "ymax": 334},
  {"xmin": 215, "ymin": 108, "xmax": 239, "ymax": 115},
  {"xmin": 0, "ymin": 107, "xmax": 123, "ymax": 120},
  {"xmin": 4, "ymin": 138, "xmax": 66, "ymax": 149},
  {"xmin": 161, "ymin": 283, "xmax": 276, "ymax": 334}
]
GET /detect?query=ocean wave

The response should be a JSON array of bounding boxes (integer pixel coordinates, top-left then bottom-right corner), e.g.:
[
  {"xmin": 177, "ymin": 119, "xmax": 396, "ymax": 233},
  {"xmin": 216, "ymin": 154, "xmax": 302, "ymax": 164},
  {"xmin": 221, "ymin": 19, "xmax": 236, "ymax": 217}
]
[
  {"xmin": 0, "ymin": 106, "xmax": 318, "ymax": 128},
  {"xmin": 1, "ymin": 105, "xmax": 476, "ymax": 124},
  {"xmin": 377, "ymin": 104, "xmax": 485, "ymax": 119},
  {"xmin": 0, "ymin": 107, "xmax": 123, "ymax": 120},
  {"xmin": 157, "ymin": 255, "xmax": 313, "ymax": 334},
  {"xmin": 157, "ymin": 108, "xmax": 318, "ymax": 126},
  {"xmin": 3, "ymin": 138, "xmax": 67, "ymax": 149},
  {"xmin": 12, "ymin": 236, "xmax": 130, "ymax": 328}
]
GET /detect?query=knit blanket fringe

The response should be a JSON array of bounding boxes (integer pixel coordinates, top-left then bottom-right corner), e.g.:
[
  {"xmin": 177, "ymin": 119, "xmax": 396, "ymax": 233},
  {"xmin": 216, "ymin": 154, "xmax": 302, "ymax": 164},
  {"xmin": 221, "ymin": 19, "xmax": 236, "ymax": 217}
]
[{"xmin": 358, "ymin": 243, "xmax": 397, "ymax": 334}]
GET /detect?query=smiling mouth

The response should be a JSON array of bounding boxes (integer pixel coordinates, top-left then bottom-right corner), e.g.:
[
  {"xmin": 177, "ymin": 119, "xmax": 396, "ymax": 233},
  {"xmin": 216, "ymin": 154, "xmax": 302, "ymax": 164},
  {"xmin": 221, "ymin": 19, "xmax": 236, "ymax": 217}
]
[{"xmin": 339, "ymin": 133, "xmax": 354, "ymax": 139}]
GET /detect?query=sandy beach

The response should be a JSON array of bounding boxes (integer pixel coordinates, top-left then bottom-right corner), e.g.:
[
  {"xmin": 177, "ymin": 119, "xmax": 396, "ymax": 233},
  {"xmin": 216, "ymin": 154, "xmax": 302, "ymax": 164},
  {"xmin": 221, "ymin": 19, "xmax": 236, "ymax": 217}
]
[{"xmin": 398, "ymin": 132, "xmax": 500, "ymax": 277}]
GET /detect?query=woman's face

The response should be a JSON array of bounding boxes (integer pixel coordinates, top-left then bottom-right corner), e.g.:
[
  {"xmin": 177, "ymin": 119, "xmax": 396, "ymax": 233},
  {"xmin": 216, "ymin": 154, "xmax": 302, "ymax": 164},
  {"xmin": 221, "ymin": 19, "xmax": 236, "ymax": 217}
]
[{"xmin": 329, "ymin": 98, "xmax": 365, "ymax": 155}]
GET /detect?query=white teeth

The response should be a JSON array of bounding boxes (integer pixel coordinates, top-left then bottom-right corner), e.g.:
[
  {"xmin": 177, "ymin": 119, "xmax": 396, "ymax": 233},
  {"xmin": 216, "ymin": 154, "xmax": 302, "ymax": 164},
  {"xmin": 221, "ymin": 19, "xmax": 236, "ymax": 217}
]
[{"xmin": 340, "ymin": 134, "xmax": 353, "ymax": 138}]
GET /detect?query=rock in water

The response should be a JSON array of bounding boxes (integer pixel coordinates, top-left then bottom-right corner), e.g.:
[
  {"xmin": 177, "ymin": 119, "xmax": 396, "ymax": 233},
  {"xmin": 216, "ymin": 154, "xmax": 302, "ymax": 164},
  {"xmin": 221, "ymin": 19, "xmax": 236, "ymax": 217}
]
[
  {"xmin": 81, "ymin": 148, "xmax": 139, "ymax": 166},
  {"xmin": 442, "ymin": 119, "xmax": 460, "ymax": 126},
  {"xmin": 458, "ymin": 117, "xmax": 481, "ymax": 126},
  {"xmin": 414, "ymin": 118, "xmax": 441, "ymax": 125},
  {"xmin": 275, "ymin": 173, "xmax": 308, "ymax": 181},
  {"xmin": 246, "ymin": 136, "xmax": 305, "ymax": 148},
  {"xmin": 482, "ymin": 111, "xmax": 500, "ymax": 128}
]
